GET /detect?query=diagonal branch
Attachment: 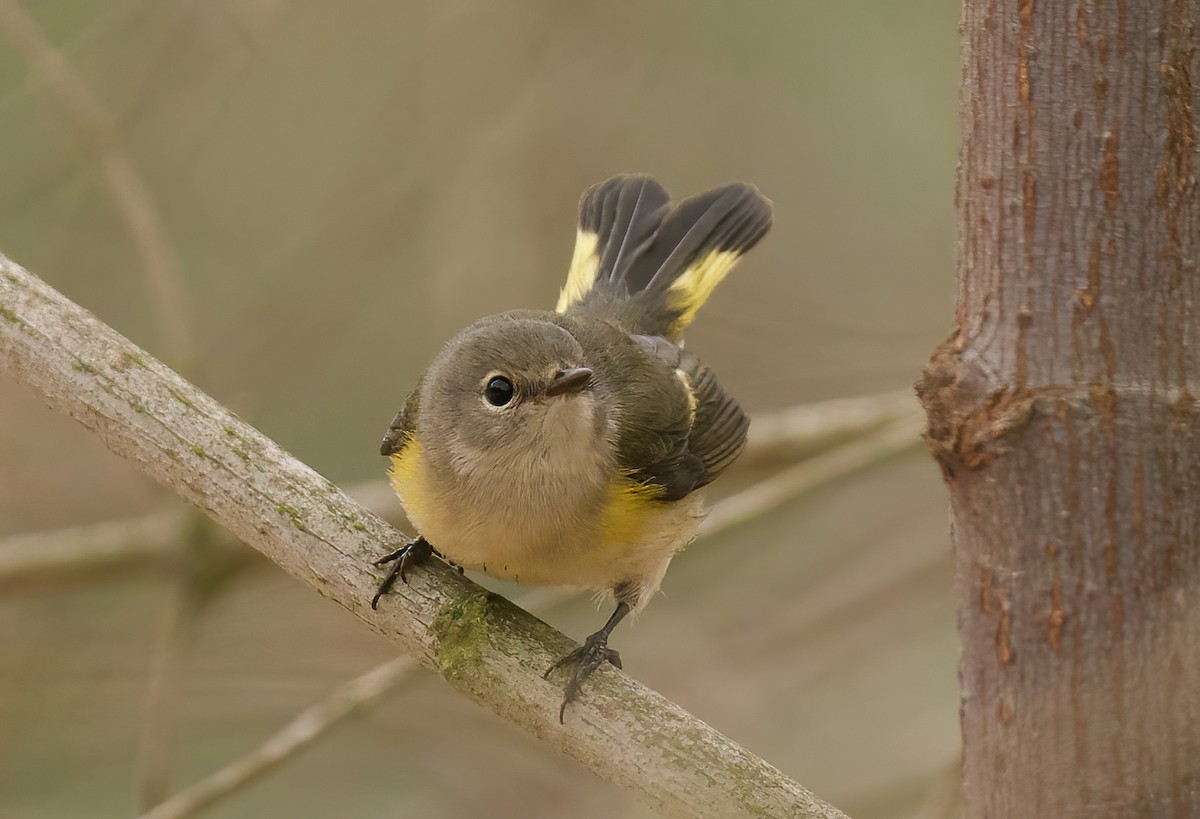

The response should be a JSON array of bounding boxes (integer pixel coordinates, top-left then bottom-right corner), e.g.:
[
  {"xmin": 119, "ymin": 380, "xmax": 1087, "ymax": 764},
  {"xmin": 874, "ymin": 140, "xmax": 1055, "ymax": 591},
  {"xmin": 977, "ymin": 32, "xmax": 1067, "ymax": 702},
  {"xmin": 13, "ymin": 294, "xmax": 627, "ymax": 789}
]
[{"xmin": 0, "ymin": 254, "xmax": 849, "ymax": 818}]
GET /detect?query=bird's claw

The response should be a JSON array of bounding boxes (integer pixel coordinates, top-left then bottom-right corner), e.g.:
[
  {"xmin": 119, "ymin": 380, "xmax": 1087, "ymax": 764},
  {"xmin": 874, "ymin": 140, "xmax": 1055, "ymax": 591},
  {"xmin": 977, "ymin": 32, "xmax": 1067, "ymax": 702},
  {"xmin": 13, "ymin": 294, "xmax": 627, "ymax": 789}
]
[
  {"xmin": 544, "ymin": 631, "xmax": 622, "ymax": 723},
  {"xmin": 370, "ymin": 537, "xmax": 433, "ymax": 609}
]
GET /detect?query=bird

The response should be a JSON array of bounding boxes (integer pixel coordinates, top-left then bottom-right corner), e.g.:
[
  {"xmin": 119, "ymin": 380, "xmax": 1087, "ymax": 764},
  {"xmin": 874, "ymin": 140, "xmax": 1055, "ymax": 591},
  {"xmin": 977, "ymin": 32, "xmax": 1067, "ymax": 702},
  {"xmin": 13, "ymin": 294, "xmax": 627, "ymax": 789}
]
[{"xmin": 371, "ymin": 173, "xmax": 772, "ymax": 720}]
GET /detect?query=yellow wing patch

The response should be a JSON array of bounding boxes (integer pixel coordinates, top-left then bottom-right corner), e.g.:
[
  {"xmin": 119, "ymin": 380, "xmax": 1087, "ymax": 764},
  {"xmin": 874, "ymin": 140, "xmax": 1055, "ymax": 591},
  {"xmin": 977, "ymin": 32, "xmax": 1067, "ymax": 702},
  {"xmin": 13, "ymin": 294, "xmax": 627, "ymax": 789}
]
[
  {"xmin": 666, "ymin": 249, "xmax": 741, "ymax": 336},
  {"xmin": 555, "ymin": 230, "xmax": 601, "ymax": 313}
]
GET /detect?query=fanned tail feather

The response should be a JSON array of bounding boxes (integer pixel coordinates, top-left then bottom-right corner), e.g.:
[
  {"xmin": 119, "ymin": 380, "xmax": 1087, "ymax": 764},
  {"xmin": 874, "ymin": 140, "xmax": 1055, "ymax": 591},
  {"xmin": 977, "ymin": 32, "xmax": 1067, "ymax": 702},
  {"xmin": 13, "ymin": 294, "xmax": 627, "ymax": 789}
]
[{"xmin": 556, "ymin": 174, "xmax": 772, "ymax": 339}]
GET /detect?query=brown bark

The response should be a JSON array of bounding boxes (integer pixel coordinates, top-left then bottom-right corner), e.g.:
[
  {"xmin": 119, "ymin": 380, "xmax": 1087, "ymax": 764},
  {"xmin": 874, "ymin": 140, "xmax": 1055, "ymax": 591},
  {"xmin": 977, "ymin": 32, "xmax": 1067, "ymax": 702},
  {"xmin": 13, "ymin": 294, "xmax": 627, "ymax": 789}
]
[{"xmin": 919, "ymin": 1, "xmax": 1200, "ymax": 816}]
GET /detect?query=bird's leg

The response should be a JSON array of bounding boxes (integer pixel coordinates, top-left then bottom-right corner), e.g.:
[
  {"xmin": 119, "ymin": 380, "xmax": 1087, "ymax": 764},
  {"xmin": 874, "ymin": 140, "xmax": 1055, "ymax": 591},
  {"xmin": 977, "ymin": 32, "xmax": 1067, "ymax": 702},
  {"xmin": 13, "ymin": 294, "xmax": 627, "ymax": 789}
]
[
  {"xmin": 544, "ymin": 600, "xmax": 632, "ymax": 723},
  {"xmin": 370, "ymin": 536, "xmax": 433, "ymax": 610}
]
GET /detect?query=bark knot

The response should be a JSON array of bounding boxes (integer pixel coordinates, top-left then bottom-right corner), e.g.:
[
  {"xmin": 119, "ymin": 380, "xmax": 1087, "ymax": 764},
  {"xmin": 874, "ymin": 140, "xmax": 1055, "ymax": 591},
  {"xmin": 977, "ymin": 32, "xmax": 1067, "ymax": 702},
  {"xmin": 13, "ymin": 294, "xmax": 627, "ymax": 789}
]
[{"xmin": 916, "ymin": 331, "xmax": 1037, "ymax": 476}]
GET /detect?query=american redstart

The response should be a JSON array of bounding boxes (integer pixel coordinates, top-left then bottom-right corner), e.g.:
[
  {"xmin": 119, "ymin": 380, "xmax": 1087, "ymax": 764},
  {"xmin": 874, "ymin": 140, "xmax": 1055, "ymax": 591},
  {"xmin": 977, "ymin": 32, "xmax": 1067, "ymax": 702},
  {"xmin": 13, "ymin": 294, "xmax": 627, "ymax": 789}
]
[{"xmin": 372, "ymin": 174, "xmax": 772, "ymax": 719}]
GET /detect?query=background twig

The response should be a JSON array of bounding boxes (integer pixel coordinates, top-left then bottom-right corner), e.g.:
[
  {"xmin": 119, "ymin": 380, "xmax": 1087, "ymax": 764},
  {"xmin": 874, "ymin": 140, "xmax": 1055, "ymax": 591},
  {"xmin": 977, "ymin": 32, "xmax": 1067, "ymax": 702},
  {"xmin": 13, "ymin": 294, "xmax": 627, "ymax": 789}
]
[
  {"xmin": 138, "ymin": 657, "xmax": 417, "ymax": 819},
  {"xmin": 136, "ymin": 572, "xmax": 206, "ymax": 809},
  {"xmin": 0, "ymin": 0, "xmax": 191, "ymax": 363},
  {"xmin": 705, "ymin": 413, "xmax": 924, "ymax": 534},
  {"xmin": 134, "ymin": 514, "xmax": 243, "ymax": 809},
  {"xmin": 0, "ymin": 9, "xmax": 203, "ymax": 798}
]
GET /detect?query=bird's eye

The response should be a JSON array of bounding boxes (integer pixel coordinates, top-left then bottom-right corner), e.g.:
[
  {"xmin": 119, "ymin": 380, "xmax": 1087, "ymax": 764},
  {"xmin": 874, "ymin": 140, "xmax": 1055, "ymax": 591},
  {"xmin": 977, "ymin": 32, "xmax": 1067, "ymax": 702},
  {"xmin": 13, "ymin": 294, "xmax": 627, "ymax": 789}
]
[{"xmin": 484, "ymin": 376, "xmax": 514, "ymax": 407}]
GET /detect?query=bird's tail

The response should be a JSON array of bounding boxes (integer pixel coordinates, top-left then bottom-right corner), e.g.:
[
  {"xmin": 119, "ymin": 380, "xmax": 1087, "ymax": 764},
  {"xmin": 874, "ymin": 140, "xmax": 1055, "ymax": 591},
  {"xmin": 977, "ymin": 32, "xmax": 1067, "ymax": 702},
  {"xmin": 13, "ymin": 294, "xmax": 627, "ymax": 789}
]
[{"xmin": 555, "ymin": 174, "xmax": 772, "ymax": 340}]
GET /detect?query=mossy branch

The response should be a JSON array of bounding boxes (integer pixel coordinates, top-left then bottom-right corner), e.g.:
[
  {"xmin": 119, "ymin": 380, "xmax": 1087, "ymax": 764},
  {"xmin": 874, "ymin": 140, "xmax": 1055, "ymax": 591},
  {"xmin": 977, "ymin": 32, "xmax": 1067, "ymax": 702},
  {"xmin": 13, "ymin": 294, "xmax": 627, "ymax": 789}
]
[{"xmin": 0, "ymin": 253, "xmax": 849, "ymax": 819}]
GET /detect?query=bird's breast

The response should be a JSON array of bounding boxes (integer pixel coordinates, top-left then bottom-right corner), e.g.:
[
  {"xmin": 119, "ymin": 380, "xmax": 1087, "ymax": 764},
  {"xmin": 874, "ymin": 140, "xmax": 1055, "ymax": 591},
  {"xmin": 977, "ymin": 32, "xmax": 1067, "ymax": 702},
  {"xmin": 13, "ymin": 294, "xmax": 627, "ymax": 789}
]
[{"xmin": 388, "ymin": 434, "xmax": 699, "ymax": 592}]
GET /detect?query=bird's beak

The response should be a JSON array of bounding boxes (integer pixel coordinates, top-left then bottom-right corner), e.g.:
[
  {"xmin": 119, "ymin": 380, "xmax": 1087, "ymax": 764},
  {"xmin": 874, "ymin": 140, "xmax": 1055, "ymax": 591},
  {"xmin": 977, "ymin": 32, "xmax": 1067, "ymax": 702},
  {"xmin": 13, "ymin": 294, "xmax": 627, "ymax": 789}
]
[{"xmin": 545, "ymin": 367, "xmax": 593, "ymax": 397}]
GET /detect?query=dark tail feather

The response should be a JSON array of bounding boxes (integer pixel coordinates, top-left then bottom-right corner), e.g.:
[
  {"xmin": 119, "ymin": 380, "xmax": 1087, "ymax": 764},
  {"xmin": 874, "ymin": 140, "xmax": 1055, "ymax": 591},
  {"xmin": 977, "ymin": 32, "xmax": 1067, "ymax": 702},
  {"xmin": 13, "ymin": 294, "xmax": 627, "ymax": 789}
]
[
  {"xmin": 583, "ymin": 175, "xmax": 671, "ymax": 294},
  {"xmin": 557, "ymin": 175, "xmax": 670, "ymax": 313},
  {"xmin": 557, "ymin": 175, "xmax": 772, "ymax": 339}
]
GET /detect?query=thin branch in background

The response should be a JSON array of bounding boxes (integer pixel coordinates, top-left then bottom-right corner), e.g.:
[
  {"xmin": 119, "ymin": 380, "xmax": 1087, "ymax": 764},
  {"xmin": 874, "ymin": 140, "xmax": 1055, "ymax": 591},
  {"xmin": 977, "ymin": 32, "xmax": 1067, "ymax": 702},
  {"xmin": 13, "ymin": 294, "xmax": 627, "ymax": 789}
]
[
  {"xmin": 136, "ymin": 575, "xmax": 206, "ymax": 809},
  {"xmin": 0, "ymin": 13, "xmax": 216, "ymax": 797},
  {"xmin": 137, "ymin": 550, "xmax": 237, "ymax": 808},
  {"xmin": 0, "ymin": 10, "xmax": 208, "ymax": 796},
  {"xmin": 741, "ymin": 388, "xmax": 917, "ymax": 463},
  {"xmin": 703, "ymin": 413, "xmax": 925, "ymax": 535},
  {"xmin": 135, "ymin": 513, "xmax": 245, "ymax": 810},
  {"xmin": 0, "ymin": 0, "xmax": 192, "ymax": 364},
  {"xmin": 137, "ymin": 656, "xmax": 417, "ymax": 819},
  {"xmin": 0, "ymin": 507, "xmax": 187, "ymax": 587},
  {"xmin": 0, "ymin": 482, "xmax": 392, "ymax": 587},
  {"xmin": 132, "ymin": 539, "xmax": 234, "ymax": 815}
]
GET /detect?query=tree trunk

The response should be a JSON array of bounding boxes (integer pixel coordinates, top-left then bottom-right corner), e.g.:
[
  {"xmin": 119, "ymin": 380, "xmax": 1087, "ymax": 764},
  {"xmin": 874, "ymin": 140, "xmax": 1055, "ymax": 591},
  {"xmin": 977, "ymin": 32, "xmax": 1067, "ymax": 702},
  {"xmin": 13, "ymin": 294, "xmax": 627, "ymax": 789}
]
[{"xmin": 918, "ymin": 1, "xmax": 1200, "ymax": 816}]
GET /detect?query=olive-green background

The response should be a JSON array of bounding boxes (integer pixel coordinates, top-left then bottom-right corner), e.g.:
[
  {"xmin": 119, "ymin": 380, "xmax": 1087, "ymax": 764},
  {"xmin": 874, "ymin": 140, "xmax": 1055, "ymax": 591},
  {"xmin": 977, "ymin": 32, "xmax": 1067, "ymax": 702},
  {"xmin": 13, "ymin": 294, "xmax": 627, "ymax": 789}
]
[{"xmin": 0, "ymin": 2, "xmax": 959, "ymax": 817}]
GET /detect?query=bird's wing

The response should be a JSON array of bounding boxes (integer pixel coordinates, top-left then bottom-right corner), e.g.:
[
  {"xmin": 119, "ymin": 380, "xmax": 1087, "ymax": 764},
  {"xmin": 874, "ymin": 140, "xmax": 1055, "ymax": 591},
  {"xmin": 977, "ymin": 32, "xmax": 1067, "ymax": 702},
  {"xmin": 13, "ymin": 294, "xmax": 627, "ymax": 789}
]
[
  {"xmin": 677, "ymin": 351, "xmax": 751, "ymax": 483},
  {"xmin": 380, "ymin": 380, "xmax": 422, "ymax": 457},
  {"xmin": 619, "ymin": 334, "xmax": 749, "ymax": 501}
]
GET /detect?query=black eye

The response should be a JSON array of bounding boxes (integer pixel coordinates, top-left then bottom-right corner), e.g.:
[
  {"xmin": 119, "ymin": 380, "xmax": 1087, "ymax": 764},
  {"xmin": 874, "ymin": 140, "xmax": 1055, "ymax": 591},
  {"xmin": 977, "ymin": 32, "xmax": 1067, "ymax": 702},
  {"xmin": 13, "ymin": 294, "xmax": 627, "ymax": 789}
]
[{"xmin": 484, "ymin": 376, "xmax": 514, "ymax": 407}]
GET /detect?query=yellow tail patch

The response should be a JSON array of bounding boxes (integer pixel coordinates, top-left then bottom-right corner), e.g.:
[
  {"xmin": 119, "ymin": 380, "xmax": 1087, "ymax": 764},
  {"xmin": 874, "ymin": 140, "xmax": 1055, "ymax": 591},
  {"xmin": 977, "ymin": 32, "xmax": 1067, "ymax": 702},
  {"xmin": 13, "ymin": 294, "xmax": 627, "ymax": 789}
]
[
  {"xmin": 555, "ymin": 230, "xmax": 600, "ymax": 313},
  {"xmin": 665, "ymin": 249, "xmax": 741, "ymax": 336}
]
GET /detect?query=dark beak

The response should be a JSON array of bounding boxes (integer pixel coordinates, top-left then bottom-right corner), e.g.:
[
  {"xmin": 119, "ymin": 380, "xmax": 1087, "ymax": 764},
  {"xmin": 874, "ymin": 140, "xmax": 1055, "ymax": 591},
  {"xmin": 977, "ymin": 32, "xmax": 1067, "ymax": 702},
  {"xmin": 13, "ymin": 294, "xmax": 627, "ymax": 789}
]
[{"xmin": 545, "ymin": 367, "xmax": 593, "ymax": 397}]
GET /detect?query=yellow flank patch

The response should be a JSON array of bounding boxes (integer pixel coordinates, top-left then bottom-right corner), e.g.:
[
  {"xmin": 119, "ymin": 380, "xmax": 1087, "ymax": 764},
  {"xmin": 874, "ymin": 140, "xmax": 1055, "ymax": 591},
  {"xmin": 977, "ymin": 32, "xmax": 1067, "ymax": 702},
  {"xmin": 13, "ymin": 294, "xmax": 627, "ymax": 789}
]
[
  {"xmin": 598, "ymin": 476, "xmax": 663, "ymax": 549},
  {"xmin": 666, "ymin": 249, "xmax": 741, "ymax": 335},
  {"xmin": 555, "ymin": 230, "xmax": 600, "ymax": 312},
  {"xmin": 388, "ymin": 435, "xmax": 429, "ymax": 526}
]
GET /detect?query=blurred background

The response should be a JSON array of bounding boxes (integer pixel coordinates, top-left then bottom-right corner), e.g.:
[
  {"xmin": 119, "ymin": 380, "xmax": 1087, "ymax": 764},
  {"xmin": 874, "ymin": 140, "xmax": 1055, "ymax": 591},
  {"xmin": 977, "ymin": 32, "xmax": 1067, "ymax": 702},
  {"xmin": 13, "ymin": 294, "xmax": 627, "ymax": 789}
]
[{"xmin": 0, "ymin": 1, "xmax": 959, "ymax": 817}]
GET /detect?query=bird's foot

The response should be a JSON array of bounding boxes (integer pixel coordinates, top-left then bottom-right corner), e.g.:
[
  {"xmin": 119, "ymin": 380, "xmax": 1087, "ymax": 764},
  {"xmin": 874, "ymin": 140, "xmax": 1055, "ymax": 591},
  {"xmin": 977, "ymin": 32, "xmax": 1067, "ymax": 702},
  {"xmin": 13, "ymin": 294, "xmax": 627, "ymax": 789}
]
[
  {"xmin": 544, "ymin": 631, "xmax": 622, "ymax": 723},
  {"xmin": 370, "ymin": 537, "xmax": 433, "ymax": 609}
]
